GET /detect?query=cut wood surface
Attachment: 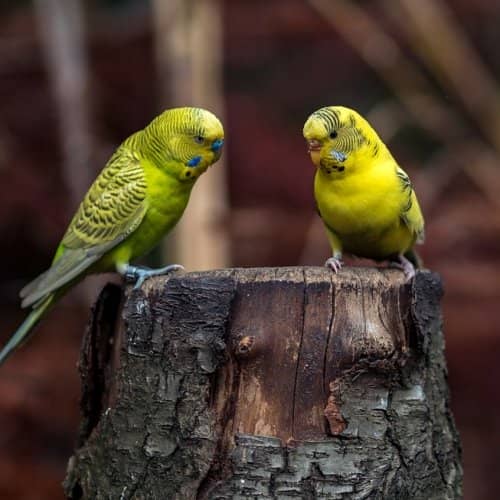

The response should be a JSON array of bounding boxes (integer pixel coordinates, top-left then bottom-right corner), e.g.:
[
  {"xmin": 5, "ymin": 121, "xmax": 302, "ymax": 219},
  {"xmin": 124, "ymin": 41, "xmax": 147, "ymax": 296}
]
[{"xmin": 64, "ymin": 267, "xmax": 462, "ymax": 499}]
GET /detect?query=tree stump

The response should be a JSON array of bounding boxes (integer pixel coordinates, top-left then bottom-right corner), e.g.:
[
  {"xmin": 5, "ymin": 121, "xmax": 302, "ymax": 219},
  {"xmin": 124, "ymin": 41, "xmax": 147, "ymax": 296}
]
[{"xmin": 64, "ymin": 267, "xmax": 462, "ymax": 499}]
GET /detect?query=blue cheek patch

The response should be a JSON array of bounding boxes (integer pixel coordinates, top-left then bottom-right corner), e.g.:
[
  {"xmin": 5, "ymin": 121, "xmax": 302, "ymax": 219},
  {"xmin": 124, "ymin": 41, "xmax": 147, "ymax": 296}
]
[
  {"xmin": 187, "ymin": 155, "xmax": 202, "ymax": 167},
  {"xmin": 211, "ymin": 139, "xmax": 224, "ymax": 152},
  {"xmin": 331, "ymin": 150, "xmax": 347, "ymax": 162}
]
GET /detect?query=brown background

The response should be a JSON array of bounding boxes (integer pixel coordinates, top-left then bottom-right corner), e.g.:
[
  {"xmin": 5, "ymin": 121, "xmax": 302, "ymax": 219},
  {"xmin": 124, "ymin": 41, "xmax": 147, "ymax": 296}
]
[{"xmin": 0, "ymin": 1, "xmax": 499, "ymax": 499}]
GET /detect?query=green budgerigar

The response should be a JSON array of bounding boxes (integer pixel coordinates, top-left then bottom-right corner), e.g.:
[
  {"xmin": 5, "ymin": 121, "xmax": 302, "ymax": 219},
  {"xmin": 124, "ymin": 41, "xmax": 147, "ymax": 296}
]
[{"xmin": 1, "ymin": 107, "xmax": 224, "ymax": 366}]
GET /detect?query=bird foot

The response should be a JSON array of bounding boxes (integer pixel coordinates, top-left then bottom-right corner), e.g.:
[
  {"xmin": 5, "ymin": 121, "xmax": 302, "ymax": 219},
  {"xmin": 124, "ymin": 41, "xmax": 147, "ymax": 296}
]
[
  {"xmin": 325, "ymin": 257, "xmax": 343, "ymax": 273},
  {"xmin": 120, "ymin": 264, "xmax": 185, "ymax": 289},
  {"xmin": 390, "ymin": 255, "xmax": 416, "ymax": 280}
]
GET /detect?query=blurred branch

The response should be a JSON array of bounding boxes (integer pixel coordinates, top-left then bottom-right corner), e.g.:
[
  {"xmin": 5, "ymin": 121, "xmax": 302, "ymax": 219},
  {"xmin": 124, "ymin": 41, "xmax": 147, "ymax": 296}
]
[
  {"xmin": 307, "ymin": 0, "xmax": 466, "ymax": 143},
  {"xmin": 395, "ymin": 0, "xmax": 500, "ymax": 156},
  {"xmin": 152, "ymin": 0, "xmax": 230, "ymax": 270},
  {"xmin": 464, "ymin": 158, "xmax": 500, "ymax": 207},
  {"xmin": 365, "ymin": 100, "xmax": 410, "ymax": 142},
  {"xmin": 418, "ymin": 140, "xmax": 500, "ymax": 210},
  {"xmin": 34, "ymin": 0, "xmax": 94, "ymax": 207},
  {"xmin": 0, "ymin": 38, "xmax": 38, "ymax": 75},
  {"xmin": 34, "ymin": 0, "xmax": 100, "ymax": 304}
]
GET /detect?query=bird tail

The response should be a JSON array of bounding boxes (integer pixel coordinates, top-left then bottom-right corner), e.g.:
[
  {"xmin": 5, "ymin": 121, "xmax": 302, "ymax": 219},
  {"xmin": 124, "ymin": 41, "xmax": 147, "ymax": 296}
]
[{"xmin": 0, "ymin": 294, "xmax": 54, "ymax": 367}]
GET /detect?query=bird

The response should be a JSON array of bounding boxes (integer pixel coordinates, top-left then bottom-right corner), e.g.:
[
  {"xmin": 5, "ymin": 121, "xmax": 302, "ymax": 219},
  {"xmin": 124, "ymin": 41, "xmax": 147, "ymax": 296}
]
[
  {"xmin": 303, "ymin": 105, "xmax": 424, "ymax": 278},
  {"xmin": 0, "ymin": 107, "xmax": 224, "ymax": 366}
]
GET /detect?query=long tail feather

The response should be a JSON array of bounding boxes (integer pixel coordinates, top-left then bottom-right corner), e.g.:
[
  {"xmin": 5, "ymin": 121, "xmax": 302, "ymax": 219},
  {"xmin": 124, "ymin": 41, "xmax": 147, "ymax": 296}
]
[{"xmin": 0, "ymin": 295, "xmax": 54, "ymax": 366}]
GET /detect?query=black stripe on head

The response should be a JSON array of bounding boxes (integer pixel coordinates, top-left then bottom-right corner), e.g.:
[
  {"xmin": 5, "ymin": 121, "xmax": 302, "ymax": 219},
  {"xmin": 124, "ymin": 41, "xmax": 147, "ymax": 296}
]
[
  {"xmin": 354, "ymin": 127, "xmax": 365, "ymax": 148},
  {"xmin": 187, "ymin": 109, "xmax": 206, "ymax": 137},
  {"xmin": 345, "ymin": 113, "xmax": 365, "ymax": 149},
  {"xmin": 314, "ymin": 108, "xmax": 341, "ymax": 132},
  {"xmin": 310, "ymin": 108, "xmax": 367, "ymax": 153},
  {"xmin": 335, "ymin": 127, "xmax": 365, "ymax": 153}
]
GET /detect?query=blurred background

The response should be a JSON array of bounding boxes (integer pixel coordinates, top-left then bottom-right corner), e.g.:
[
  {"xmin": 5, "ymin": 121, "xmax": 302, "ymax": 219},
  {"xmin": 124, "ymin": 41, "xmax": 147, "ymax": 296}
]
[{"xmin": 0, "ymin": 0, "xmax": 499, "ymax": 498}]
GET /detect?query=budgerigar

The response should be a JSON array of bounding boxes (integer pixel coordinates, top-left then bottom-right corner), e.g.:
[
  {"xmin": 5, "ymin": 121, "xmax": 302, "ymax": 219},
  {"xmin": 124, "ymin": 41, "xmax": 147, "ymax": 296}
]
[
  {"xmin": 303, "ymin": 106, "xmax": 424, "ymax": 277},
  {"xmin": 0, "ymin": 107, "xmax": 224, "ymax": 366}
]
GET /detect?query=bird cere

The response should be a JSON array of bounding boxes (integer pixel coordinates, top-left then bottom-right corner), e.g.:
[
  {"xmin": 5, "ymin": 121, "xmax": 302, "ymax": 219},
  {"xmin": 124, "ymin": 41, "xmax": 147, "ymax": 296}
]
[
  {"xmin": 0, "ymin": 107, "xmax": 224, "ymax": 366},
  {"xmin": 303, "ymin": 105, "xmax": 424, "ymax": 278}
]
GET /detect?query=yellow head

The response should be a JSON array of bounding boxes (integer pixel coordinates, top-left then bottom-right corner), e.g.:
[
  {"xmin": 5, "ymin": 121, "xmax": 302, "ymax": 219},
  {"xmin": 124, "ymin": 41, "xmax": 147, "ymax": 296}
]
[
  {"xmin": 303, "ymin": 106, "xmax": 384, "ymax": 176},
  {"xmin": 144, "ymin": 107, "xmax": 224, "ymax": 182}
]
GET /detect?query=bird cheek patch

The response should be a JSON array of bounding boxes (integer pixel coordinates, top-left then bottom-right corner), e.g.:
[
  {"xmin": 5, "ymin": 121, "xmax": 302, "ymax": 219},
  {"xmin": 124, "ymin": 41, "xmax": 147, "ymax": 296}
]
[
  {"xmin": 187, "ymin": 155, "xmax": 202, "ymax": 167},
  {"xmin": 320, "ymin": 158, "xmax": 345, "ymax": 175},
  {"xmin": 331, "ymin": 150, "xmax": 347, "ymax": 162},
  {"xmin": 320, "ymin": 159, "xmax": 330, "ymax": 172}
]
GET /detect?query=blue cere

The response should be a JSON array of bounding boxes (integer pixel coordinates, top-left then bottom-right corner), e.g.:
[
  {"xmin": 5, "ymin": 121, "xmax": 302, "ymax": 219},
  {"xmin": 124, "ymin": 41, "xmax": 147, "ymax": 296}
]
[
  {"xmin": 211, "ymin": 138, "xmax": 224, "ymax": 152},
  {"xmin": 187, "ymin": 155, "xmax": 202, "ymax": 167},
  {"xmin": 331, "ymin": 150, "xmax": 347, "ymax": 162}
]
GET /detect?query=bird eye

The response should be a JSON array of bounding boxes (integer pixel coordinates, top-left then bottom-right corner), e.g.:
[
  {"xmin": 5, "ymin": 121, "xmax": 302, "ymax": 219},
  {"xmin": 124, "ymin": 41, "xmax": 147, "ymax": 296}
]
[
  {"xmin": 330, "ymin": 131, "xmax": 338, "ymax": 139},
  {"xmin": 194, "ymin": 135, "xmax": 204, "ymax": 144}
]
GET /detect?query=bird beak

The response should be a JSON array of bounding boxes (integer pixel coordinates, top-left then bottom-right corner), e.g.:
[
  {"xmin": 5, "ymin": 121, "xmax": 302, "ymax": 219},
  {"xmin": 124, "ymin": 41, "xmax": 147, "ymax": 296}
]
[{"xmin": 307, "ymin": 139, "xmax": 322, "ymax": 153}]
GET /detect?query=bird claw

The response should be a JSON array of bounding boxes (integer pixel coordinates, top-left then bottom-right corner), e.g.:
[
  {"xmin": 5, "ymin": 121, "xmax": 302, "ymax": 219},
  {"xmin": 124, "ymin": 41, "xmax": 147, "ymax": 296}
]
[
  {"xmin": 325, "ymin": 257, "xmax": 343, "ymax": 273},
  {"xmin": 122, "ymin": 264, "xmax": 185, "ymax": 289},
  {"xmin": 390, "ymin": 256, "xmax": 415, "ymax": 280}
]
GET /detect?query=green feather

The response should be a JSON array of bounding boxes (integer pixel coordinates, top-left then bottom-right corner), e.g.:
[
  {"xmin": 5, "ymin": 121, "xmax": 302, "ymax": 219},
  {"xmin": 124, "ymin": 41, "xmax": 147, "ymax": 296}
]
[{"xmin": 0, "ymin": 296, "xmax": 54, "ymax": 366}]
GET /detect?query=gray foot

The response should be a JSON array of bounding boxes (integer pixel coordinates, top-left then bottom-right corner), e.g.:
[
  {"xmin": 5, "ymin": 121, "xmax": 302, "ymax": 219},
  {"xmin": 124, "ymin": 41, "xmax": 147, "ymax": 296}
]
[
  {"xmin": 121, "ymin": 264, "xmax": 184, "ymax": 289},
  {"xmin": 390, "ymin": 255, "xmax": 415, "ymax": 280},
  {"xmin": 325, "ymin": 257, "xmax": 343, "ymax": 273}
]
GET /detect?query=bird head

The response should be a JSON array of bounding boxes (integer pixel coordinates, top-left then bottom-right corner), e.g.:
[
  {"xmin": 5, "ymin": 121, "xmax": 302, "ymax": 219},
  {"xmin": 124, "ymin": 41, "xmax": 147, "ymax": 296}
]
[
  {"xmin": 146, "ymin": 107, "xmax": 224, "ymax": 182},
  {"xmin": 303, "ymin": 106, "xmax": 381, "ymax": 176}
]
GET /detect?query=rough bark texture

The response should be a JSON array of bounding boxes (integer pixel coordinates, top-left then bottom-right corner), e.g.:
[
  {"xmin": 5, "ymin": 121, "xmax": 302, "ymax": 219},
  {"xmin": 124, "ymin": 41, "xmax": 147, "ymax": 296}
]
[{"xmin": 64, "ymin": 267, "xmax": 462, "ymax": 499}]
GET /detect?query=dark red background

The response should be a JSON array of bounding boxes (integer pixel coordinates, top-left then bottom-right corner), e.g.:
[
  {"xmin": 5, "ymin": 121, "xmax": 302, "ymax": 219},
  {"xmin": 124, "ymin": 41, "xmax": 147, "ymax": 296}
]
[{"xmin": 0, "ymin": 1, "xmax": 499, "ymax": 498}]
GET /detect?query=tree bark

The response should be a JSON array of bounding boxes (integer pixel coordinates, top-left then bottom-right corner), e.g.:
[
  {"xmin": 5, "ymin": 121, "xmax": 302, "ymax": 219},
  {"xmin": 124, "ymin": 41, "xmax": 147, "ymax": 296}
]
[{"xmin": 64, "ymin": 267, "xmax": 462, "ymax": 499}]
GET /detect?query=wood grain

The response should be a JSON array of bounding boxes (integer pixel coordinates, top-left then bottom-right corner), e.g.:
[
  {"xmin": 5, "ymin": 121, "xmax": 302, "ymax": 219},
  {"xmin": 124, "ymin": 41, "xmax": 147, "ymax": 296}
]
[{"xmin": 65, "ymin": 267, "xmax": 462, "ymax": 499}]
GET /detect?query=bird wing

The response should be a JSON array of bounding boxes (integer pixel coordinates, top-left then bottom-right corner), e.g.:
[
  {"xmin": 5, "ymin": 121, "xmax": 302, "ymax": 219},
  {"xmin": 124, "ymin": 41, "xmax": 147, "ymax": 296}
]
[
  {"xmin": 396, "ymin": 167, "xmax": 425, "ymax": 244},
  {"xmin": 20, "ymin": 148, "xmax": 148, "ymax": 307}
]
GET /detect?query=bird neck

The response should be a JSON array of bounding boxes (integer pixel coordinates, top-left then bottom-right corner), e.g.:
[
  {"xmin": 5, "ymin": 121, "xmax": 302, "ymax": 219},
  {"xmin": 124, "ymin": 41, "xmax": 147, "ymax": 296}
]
[
  {"xmin": 142, "ymin": 126, "xmax": 175, "ymax": 169},
  {"xmin": 124, "ymin": 128, "xmax": 177, "ymax": 172}
]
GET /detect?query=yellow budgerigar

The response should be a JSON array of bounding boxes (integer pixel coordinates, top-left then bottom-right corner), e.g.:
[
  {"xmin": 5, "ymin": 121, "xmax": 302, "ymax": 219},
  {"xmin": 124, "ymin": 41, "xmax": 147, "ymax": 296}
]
[
  {"xmin": 303, "ymin": 105, "xmax": 424, "ymax": 277},
  {"xmin": 0, "ymin": 107, "xmax": 224, "ymax": 366}
]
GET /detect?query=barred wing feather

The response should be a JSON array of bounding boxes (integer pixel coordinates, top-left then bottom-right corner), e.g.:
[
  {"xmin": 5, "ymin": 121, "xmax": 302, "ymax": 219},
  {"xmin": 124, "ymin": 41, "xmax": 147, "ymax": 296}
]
[{"xmin": 20, "ymin": 148, "xmax": 147, "ymax": 307}]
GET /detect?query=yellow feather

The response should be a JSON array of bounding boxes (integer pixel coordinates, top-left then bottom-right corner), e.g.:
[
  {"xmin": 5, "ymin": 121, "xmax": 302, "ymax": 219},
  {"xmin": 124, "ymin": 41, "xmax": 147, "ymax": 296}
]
[{"xmin": 304, "ymin": 106, "xmax": 424, "ymax": 266}]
